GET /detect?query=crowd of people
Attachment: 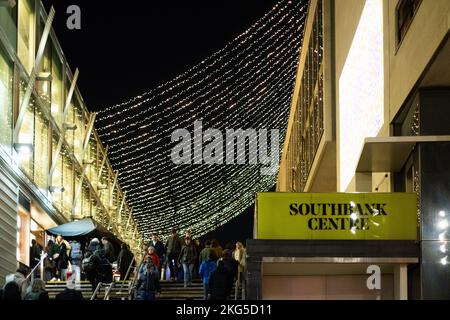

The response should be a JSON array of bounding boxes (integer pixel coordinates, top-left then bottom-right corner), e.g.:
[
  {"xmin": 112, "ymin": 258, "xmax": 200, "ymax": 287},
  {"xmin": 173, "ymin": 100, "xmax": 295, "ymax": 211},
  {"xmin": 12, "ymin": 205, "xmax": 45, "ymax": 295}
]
[
  {"xmin": 135, "ymin": 228, "xmax": 247, "ymax": 300},
  {"xmin": 0, "ymin": 228, "xmax": 247, "ymax": 301}
]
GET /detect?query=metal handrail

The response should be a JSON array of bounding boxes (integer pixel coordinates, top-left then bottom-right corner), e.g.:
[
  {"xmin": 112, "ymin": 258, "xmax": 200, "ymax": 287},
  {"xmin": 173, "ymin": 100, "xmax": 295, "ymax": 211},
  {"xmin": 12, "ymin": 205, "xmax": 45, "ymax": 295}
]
[
  {"xmin": 118, "ymin": 255, "xmax": 136, "ymax": 293},
  {"xmin": 128, "ymin": 255, "xmax": 145, "ymax": 300},
  {"xmin": 26, "ymin": 253, "xmax": 48, "ymax": 281},
  {"xmin": 91, "ymin": 282, "xmax": 103, "ymax": 300},
  {"xmin": 103, "ymin": 282, "xmax": 114, "ymax": 300}
]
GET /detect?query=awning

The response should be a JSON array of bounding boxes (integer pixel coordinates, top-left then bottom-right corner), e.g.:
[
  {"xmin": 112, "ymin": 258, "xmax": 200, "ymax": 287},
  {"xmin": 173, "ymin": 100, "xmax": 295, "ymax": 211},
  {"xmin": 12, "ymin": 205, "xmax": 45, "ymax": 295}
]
[
  {"xmin": 46, "ymin": 218, "xmax": 122, "ymax": 245},
  {"xmin": 356, "ymin": 135, "xmax": 450, "ymax": 172}
]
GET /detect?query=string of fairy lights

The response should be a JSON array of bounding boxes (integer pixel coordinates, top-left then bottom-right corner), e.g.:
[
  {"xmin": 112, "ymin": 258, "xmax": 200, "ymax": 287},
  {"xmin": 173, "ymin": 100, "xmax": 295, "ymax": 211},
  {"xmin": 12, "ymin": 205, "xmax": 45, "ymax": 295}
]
[{"xmin": 95, "ymin": 0, "xmax": 308, "ymax": 241}]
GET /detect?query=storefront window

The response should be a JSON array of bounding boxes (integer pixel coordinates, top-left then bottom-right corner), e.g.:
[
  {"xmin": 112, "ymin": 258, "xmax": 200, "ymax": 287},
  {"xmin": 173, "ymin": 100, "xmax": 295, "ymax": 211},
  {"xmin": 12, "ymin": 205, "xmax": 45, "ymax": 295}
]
[
  {"xmin": 34, "ymin": 108, "xmax": 49, "ymax": 191},
  {"xmin": 0, "ymin": 44, "xmax": 13, "ymax": 153},
  {"xmin": 17, "ymin": 0, "xmax": 35, "ymax": 75}
]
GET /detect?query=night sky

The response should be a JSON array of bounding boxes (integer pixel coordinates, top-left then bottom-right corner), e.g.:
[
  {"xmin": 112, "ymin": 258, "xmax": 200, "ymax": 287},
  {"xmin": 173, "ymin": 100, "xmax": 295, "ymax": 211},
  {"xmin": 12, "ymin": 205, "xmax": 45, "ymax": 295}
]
[
  {"xmin": 41, "ymin": 0, "xmax": 281, "ymax": 244},
  {"xmin": 42, "ymin": 0, "xmax": 279, "ymax": 110}
]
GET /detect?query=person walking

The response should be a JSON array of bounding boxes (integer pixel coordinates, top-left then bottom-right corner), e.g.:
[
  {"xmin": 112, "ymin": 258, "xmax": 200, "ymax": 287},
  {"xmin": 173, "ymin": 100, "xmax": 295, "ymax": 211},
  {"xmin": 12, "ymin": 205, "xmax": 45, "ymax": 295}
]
[
  {"xmin": 145, "ymin": 246, "xmax": 161, "ymax": 278},
  {"xmin": 117, "ymin": 243, "xmax": 134, "ymax": 280},
  {"xmin": 55, "ymin": 275, "xmax": 84, "ymax": 300},
  {"xmin": 178, "ymin": 237, "xmax": 196, "ymax": 288},
  {"xmin": 165, "ymin": 228, "xmax": 182, "ymax": 281},
  {"xmin": 211, "ymin": 239, "xmax": 223, "ymax": 260},
  {"xmin": 199, "ymin": 240, "xmax": 215, "ymax": 265},
  {"xmin": 150, "ymin": 233, "xmax": 165, "ymax": 277},
  {"xmin": 101, "ymin": 237, "xmax": 115, "ymax": 263},
  {"xmin": 29, "ymin": 239, "xmax": 41, "ymax": 277},
  {"xmin": 69, "ymin": 240, "xmax": 83, "ymax": 283},
  {"xmin": 234, "ymin": 242, "xmax": 246, "ymax": 283},
  {"xmin": 135, "ymin": 259, "xmax": 161, "ymax": 300},
  {"xmin": 198, "ymin": 252, "xmax": 217, "ymax": 300},
  {"xmin": 43, "ymin": 239, "xmax": 55, "ymax": 281},
  {"xmin": 209, "ymin": 260, "xmax": 234, "ymax": 300}
]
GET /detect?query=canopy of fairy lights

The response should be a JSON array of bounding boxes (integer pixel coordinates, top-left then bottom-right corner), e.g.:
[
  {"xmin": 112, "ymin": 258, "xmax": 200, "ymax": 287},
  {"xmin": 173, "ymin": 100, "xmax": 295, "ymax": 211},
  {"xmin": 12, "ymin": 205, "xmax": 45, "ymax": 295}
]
[{"xmin": 95, "ymin": 0, "xmax": 308, "ymax": 241}]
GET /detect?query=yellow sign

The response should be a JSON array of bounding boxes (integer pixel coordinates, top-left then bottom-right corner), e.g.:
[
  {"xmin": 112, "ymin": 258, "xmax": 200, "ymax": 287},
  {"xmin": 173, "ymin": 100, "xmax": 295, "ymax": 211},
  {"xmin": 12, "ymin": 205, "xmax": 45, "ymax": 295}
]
[{"xmin": 255, "ymin": 193, "xmax": 417, "ymax": 240}]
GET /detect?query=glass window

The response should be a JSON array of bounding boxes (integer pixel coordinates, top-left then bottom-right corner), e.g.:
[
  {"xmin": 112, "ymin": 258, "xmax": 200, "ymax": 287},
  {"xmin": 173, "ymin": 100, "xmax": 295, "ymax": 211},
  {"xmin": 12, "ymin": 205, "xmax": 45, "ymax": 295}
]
[
  {"xmin": 65, "ymin": 89, "xmax": 75, "ymax": 151},
  {"xmin": 397, "ymin": 0, "xmax": 423, "ymax": 46},
  {"xmin": 0, "ymin": 5, "xmax": 18, "ymax": 50},
  {"xmin": 18, "ymin": 83, "xmax": 35, "ymax": 178},
  {"xmin": 62, "ymin": 153, "xmax": 73, "ymax": 219},
  {"xmin": 51, "ymin": 47, "xmax": 63, "ymax": 128},
  {"xmin": 0, "ymin": 44, "xmax": 14, "ymax": 153},
  {"xmin": 51, "ymin": 135, "xmax": 63, "ymax": 211},
  {"xmin": 34, "ymin": 108, "xmax": 49, "ymax": 191},
  {"xmin": 37, "ymin": 18, "xmax": 51, "ymax": 105},
  {"xmin": 73, "ymin": 98, "xmax": 84, "ymax": 164},
  {"xmin": 17, "ymin": 0, "xmax": 35, "ymax": 75}
]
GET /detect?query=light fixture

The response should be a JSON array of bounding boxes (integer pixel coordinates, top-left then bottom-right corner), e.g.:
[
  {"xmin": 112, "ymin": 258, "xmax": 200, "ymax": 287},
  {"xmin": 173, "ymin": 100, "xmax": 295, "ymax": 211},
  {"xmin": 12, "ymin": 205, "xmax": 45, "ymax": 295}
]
[
  {"xmin": 350, "ymin": 213, "xmax": 358, "ymax": 221},
  {"xmin": 97, "ymin": 184, "xmax": 107, "ymax": 190},
  {"xmin": 83, "ymin": 159, "xmax": 95, "ymax": 165},
  {"xmin": 440, "ymin": 256, "xmax": 448, "ymax": 266},
  {"xmin": 439, "ymin": 232, "xmax": 446, "ymax": 241},
  {"xmin": 350, "ymin": 227, "xmax": 357, "ymax": 235},
  {"xmin": 440, "ymin": 244, "xmax": 447, "ymax": 253},
  {"xmin": 350, "ymin": 201, "xmax": 356, "ymax": 208},
  {"xmin": 439, "ymin": 211, "xmax": 446, "ymax": 218},
  {"xmin": 63, "ymin": 123, "xmax": 77, "ymax": 130},
  {"xmin": 36, "ymin": 72, "xmax": 52, "ymax": 81},
  {"xmin": 49, "ymin": 186, "xmax": 65, "ymax": 193}
]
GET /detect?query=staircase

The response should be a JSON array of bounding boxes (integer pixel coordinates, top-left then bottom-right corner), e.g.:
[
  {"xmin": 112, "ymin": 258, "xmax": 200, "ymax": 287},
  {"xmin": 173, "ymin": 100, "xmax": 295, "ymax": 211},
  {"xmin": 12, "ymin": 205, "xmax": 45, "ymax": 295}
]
[
  {"xmin": 158, "ymin": 280, "xmax": 204, "ymax": 300},
  {"xmin": 45, "ymin": 280, "xmax": 134, "ymax": 300}
]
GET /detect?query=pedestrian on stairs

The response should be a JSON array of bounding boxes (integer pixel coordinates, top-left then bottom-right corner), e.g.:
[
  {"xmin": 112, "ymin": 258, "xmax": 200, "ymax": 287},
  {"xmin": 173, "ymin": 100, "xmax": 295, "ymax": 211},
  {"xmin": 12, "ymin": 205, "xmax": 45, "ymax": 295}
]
[
  {"xmin": 136, "ymin": 259, "xmax": 160, "ymax": 300},
  {"xmin": 199, "ymin": 251, "xmax": 217, "ymax": 300},
  {"xmin": 178, "ymin": 237, "xmax": 196, "ymax": 288},
  {"xmin": 165, "ymin": 228, "xmax": 182, "ymax": 281}
]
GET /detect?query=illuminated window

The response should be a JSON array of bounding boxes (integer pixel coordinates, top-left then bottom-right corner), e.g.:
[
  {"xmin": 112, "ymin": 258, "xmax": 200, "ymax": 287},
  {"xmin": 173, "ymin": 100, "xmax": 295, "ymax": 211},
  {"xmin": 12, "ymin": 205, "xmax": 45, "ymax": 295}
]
[
  {"xmin": 17, "ymin": 0, "xmax": 35, "ymax": 75},
  {"xmin": 18, "ymin": 83, "xmax": 35, "ymax": 178},
  {"xmin": 0, "ymin": 44, "xmax": 13, "ymax": 153},
  {"xmin": 51, "ymin": 46, "xmax": 63, "ymax": 128},
  {"xmin": 51, "ymin": 135, "xmax": 63, "ymax": 211},
  {"xmin": 34, "ymin": 108, "xmax": 49, "ymax": 191},
  {"xmin": 397, "ymin": 0, "xmax": 422, "ymax": 46}
]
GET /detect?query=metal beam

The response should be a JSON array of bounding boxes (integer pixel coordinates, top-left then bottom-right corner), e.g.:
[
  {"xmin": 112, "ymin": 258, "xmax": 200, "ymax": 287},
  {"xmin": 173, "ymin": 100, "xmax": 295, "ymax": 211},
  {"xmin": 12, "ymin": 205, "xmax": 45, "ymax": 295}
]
[
  {"xmin": 71, "ymin": 164, "xmax": 88, "ymax": 218},
  {"xmin": 48, "ymin": 68, "xmax": 80, "ymax": 186},
  {"xmin": 14, "ymin": 6, "xmax": 55, "ymax": 141},
  {"xmin": 125, "ymin": 208, "xmax": 133, "ymax": 233},
  {"xmin": 109, "ymin": 170, "xmax": 118, "ymax": 206},
  {"xmin": 62, "ymin": 68, "xmax": 79, "ymax": 120},
  {"xmin": 116, "ymin": 191, "xmax": 126, "ymax": 224},
  {"xmin": 97, "ymin": 145, "xmax": 109, "ymax": 181},
  {"xmin": 83, "ymin": 113, "xmax": 97, "ymax": 154}
]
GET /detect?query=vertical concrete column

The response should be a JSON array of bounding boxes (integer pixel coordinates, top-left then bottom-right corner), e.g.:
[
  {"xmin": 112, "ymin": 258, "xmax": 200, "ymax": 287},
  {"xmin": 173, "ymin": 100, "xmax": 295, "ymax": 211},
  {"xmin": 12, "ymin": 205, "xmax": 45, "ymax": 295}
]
[{"xmin": 394, "ymin": 264, "xmax": 408, "ymax": 300}]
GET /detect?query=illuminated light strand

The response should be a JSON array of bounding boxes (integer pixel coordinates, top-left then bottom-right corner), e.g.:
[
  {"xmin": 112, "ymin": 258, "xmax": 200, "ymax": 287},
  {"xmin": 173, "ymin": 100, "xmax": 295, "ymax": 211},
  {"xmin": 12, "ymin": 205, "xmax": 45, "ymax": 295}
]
[
  {"xmin": 97, "ymin": 7, "xmax": 305, "ymax": 141},
  {"xmin": 96, "ymin": 0, "xmax": 301, "ymax": 118},
  {"xmin": 96, "ymin": 0, "xmax": 307, "ymax": 238},
  {"xmin": 106, "ymin": 23, "xmax": 303, "ymax": 163},
  {"xmin": 115, "ymin": 59, "xmax": 297, "ymax": 199}
]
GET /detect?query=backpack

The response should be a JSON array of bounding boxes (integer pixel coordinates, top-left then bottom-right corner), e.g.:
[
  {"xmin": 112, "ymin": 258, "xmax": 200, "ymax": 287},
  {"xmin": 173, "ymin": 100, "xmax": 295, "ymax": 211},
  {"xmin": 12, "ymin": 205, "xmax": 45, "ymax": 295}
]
[{"xmin": 70, "ymin": 241, "xmax": 83, "ymax": 261}]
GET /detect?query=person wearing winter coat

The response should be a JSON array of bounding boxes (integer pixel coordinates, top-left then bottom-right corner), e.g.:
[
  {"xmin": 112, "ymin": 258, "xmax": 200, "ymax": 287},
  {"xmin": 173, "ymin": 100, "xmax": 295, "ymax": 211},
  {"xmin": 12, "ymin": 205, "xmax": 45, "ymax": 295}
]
[
  {"xmin": 145, "ymin": 246, "xmax": 161, "ymax": 279},
  {"xmin": 198, "ymin": 252, "xmax": 217, "ymax": 300},
  {"xmin": 208, "ymin": 260, "xmax": 234, "ymax": 300},
  {"xmin": 178, "ymin": 237, "xmax": 196, "ymax": 288},
  {"xmin": 101, "ymin": 237, "xmax": 115, "ymax": 263},
  {"xmin": 165, "ymin": 228, "xmax": 182, "ymax": 281},
  {"xmin": 12, "ymin": 268, "xmax": 29, "ymax": 299},
  {"xmin": 117, "ymin": 243, "xmax": 134, "ymax": 280},
  {"xmin": 135, "ymin": 259, "xmax": 161, "ymax": 300}
]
